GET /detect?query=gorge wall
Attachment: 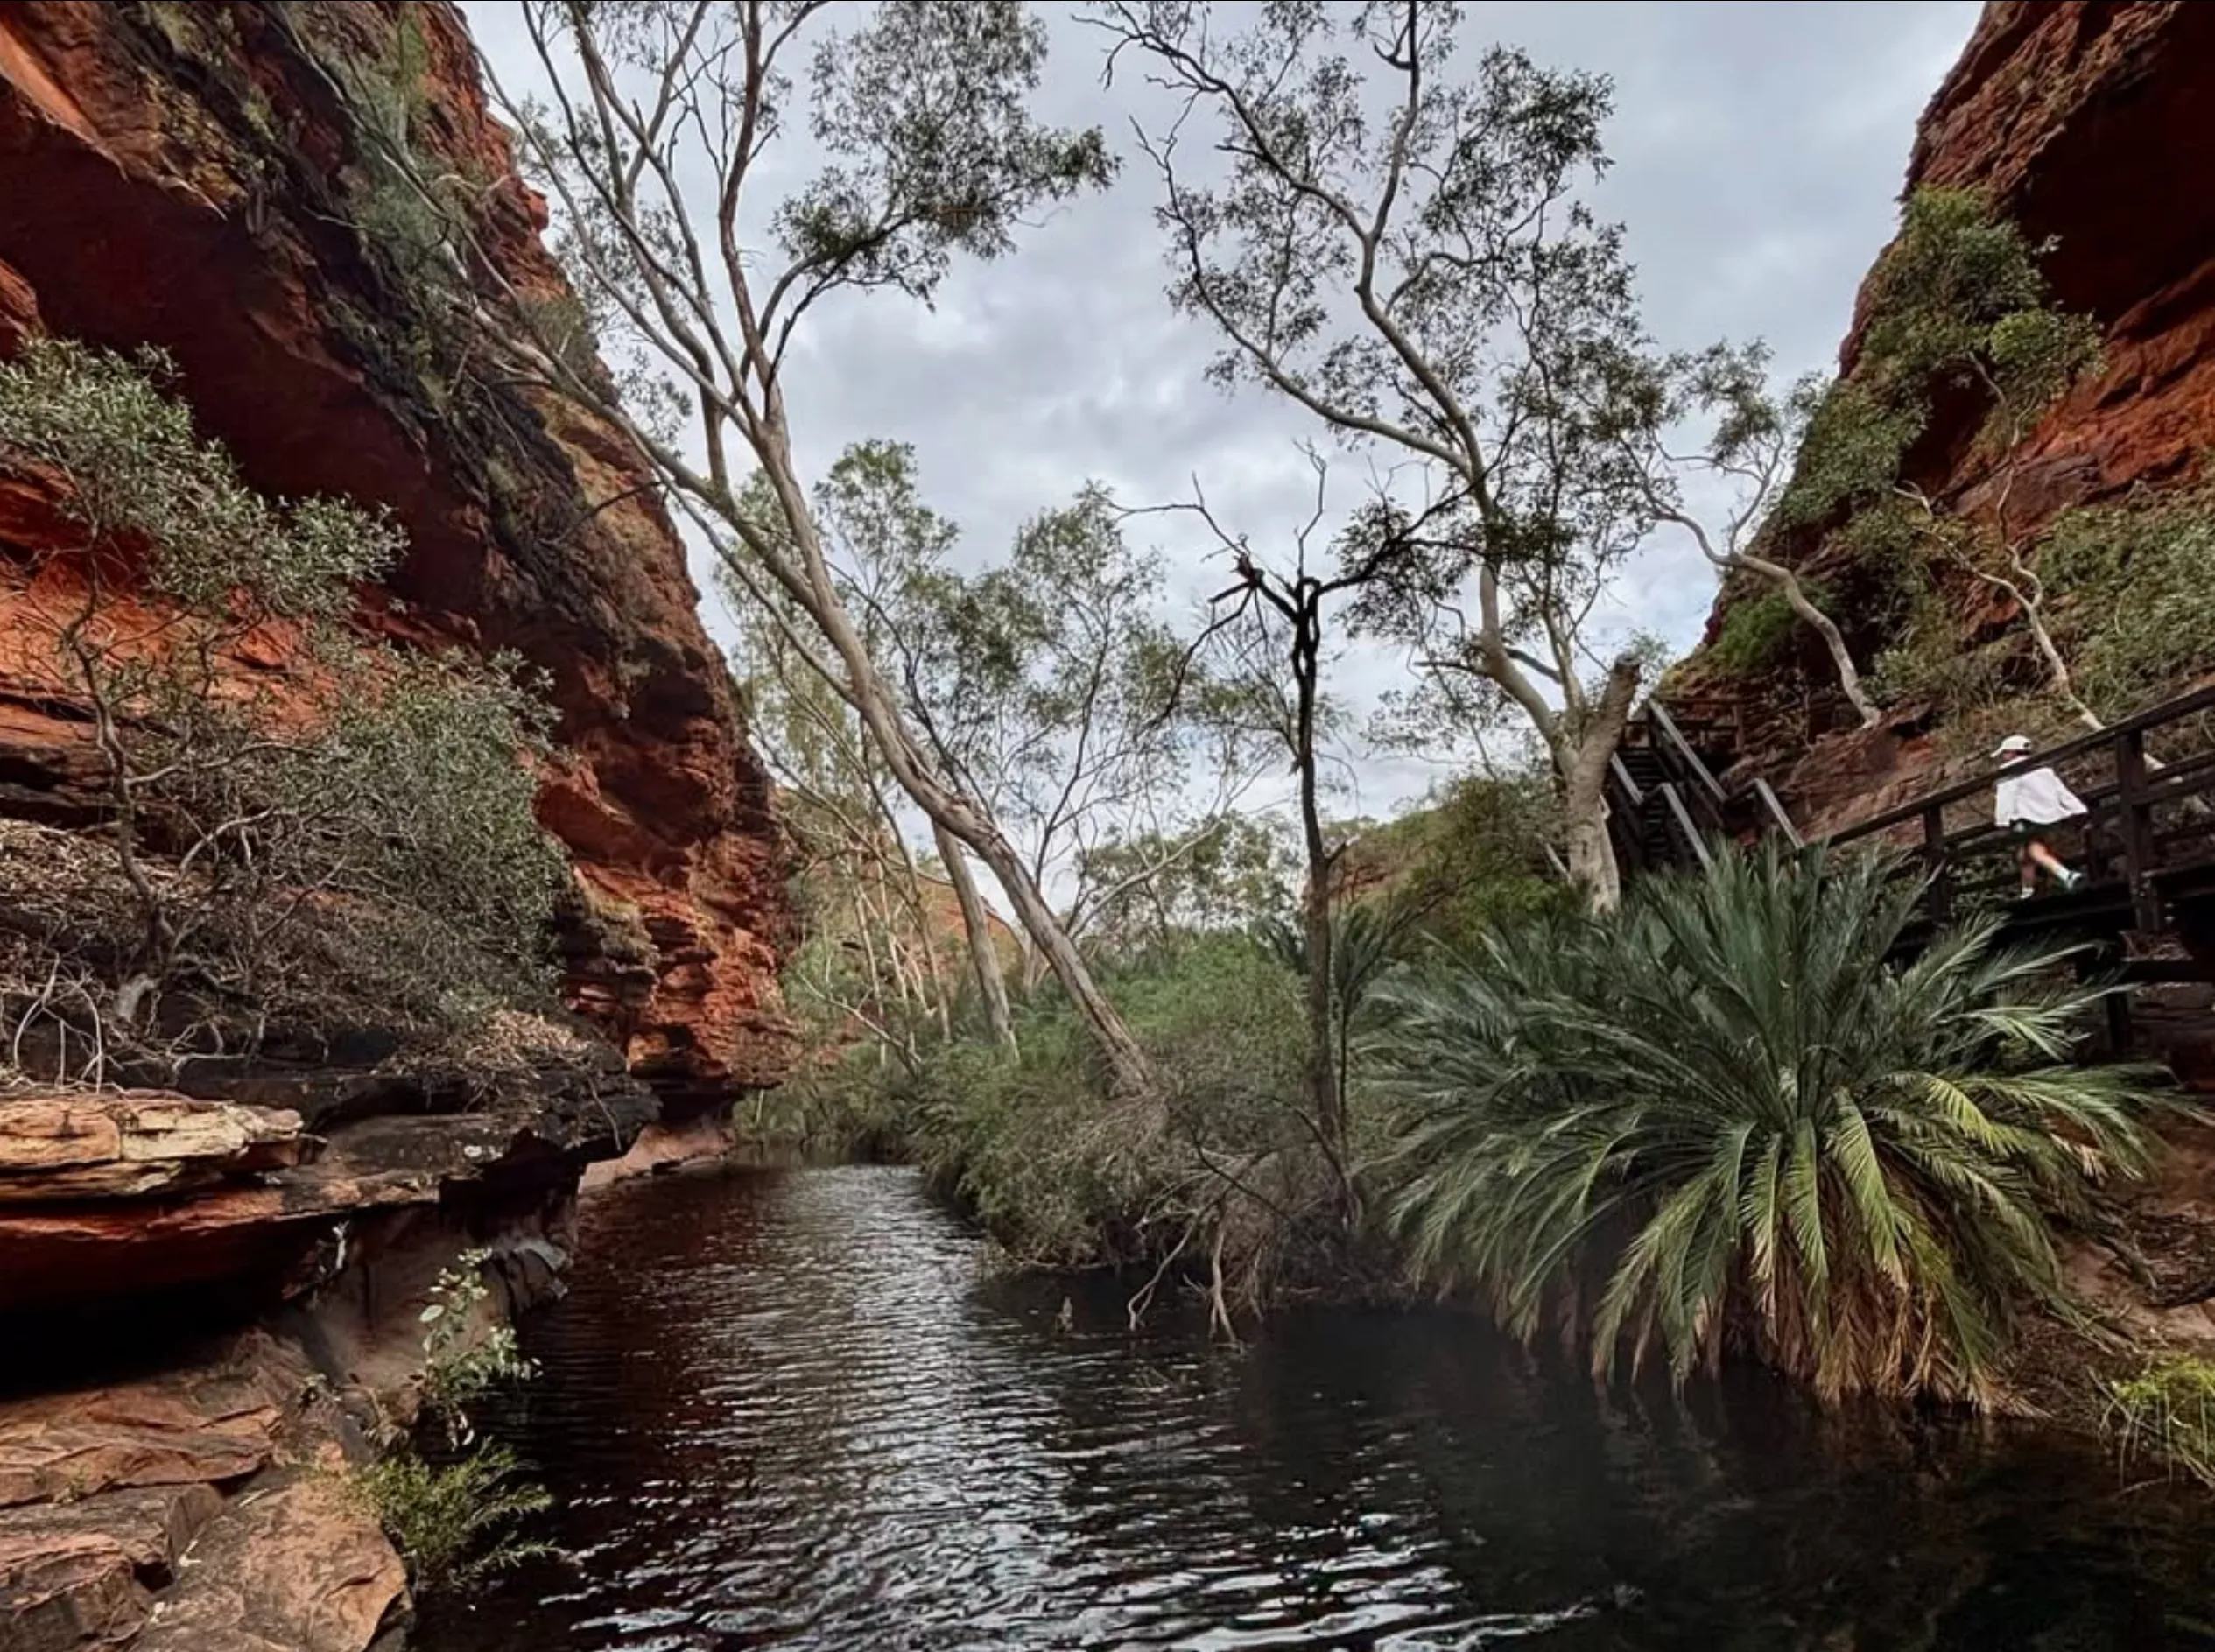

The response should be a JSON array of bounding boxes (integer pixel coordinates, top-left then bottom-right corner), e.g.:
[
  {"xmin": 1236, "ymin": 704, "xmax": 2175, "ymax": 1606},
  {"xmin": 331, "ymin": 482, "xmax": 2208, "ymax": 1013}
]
[
  {"xmin": 0, "ymin": 0, "xmax": 796, "ymax": 1100},
  {"xmin": 0, "ymin": 4, "xmax": 794, "ymax": 1645},
  {"xmin": 1677, "ymin": 0, "xmax": 2215, "ymax": 835}
]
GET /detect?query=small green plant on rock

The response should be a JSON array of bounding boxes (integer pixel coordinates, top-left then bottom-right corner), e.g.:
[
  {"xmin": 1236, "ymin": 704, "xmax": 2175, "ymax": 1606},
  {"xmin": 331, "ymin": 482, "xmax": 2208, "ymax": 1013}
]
[
  {"xmin": 419, "ymin": 1248, "xmax": 538, "ymax": 1445},
  {"xmin": 2105, "ymin": 1354, "xmax": 2215, "ymax": 1488},
  {"xmin": 1705, "ymin": 580, "xmax": 1837, "ymax": 679},
  {"xmin": 350, "ymin": 1444, "xmax": 553, "ymax": 1592}
]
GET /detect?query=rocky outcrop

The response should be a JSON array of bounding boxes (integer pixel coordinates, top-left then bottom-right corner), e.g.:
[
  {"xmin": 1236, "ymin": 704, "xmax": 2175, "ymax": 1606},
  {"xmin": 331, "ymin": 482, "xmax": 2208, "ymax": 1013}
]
[
  {"xmin": 0, "ymin": 7, "xmax": 804, "ymax": 1642},
  {"xmin": 1677, "ymin": 0, "xmax": 2215, "ymax": 835},
  {"xmin": 0, "ymin": 0, "xmax": 796, "ymax": 1101},
  {"xmin": 0, "ymin": 1095, "xmax": 305, "ymax": 1205},
  {"xmin": 0, "ymin": 1051, "xmax": 625, "ymax": 1647},
  {"xmin": 0, "ymin": 1332, "xmax": 408, "ymax": 1652}
]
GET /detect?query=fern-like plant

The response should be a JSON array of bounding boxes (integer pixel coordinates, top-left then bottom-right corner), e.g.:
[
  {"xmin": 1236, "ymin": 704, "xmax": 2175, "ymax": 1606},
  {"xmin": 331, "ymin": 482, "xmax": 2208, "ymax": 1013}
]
[
  {"xmin": 350, "ymin": 1445, "xmax": 553, "ymax": 1592},
  {"xmin": 1372, "ymin": 842, "xmax": 2177, "ymax": 1404}
]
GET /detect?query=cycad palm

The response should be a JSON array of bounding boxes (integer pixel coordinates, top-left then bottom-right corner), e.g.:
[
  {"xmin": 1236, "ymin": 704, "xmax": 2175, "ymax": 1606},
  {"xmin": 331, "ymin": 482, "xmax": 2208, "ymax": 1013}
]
[{"xmin": 1374, "ymin": 843, "xmax": 2174, "ymax": 1404}]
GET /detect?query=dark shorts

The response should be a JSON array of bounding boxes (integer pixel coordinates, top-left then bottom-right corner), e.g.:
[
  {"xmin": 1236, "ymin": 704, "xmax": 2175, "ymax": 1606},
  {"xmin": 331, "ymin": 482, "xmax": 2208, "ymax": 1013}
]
[{"xmin": 2010, "ymin": 820, "xmax": 2071, "ymax": 847}]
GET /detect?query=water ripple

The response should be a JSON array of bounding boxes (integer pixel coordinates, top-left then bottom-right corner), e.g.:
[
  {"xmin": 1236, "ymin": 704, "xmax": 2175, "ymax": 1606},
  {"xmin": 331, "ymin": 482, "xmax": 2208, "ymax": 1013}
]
[{"xmin": 419, "ymin": 1166, "xmax": 2215, "ymax": 1652}]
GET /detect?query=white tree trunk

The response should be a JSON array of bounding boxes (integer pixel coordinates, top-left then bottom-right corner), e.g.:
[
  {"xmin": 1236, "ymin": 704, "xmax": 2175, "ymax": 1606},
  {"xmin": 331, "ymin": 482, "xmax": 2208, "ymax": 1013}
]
[
  {"xmin": 934, "ymin": 823, "xmax": 1016, "ymax": 1051},
  {"xmin": 1744, "ymin": 557, "xmax": 1883, "ymax": 730},
  {"xmin": 1557, "ymin": 655, "xmax": 1642, "ymax": 916}
]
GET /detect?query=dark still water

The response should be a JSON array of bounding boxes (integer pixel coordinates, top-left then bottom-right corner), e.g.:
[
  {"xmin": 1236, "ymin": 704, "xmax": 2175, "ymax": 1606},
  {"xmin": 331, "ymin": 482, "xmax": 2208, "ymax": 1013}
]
[{"xmin": 418, "ymin": 1167, "xmax": 2215, "ymax": 1652}]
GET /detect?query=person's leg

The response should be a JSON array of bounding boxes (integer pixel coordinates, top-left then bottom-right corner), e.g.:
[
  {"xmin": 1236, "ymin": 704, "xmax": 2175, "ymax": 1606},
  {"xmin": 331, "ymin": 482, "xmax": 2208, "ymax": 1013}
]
[
  {"xmin": 2016, "ymin": 832, "xmax": 2039, "ymax": 896},
  {"xmin": 2026, "ymin": 835, "xmax": 2080, "ymax": 888}
]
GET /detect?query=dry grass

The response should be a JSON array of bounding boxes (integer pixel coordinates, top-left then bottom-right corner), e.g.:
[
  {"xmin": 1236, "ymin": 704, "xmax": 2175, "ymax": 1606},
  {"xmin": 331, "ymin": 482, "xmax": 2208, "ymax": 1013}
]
[
  {"xmin": 397, "ymin": 1005, "xmax": 601, "ymax": 1079},
  {"xmin": 0, "ymin": 817, "xmax": 563, "ymax": 1092}
]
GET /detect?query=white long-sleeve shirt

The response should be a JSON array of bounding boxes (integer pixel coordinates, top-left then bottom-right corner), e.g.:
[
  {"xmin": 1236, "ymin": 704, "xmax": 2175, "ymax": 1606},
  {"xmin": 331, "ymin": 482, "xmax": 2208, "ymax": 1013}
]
[{"xmin": 1995, "ymin": 764, "xmax": 2088, "ymax": 827}]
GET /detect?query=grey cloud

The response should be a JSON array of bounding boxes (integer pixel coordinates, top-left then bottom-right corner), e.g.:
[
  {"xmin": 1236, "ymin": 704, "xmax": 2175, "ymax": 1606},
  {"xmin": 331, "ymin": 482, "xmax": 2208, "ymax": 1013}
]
[{"xmin": 465, "ymin": 0, "xmax": 1979, "ymax": 824}]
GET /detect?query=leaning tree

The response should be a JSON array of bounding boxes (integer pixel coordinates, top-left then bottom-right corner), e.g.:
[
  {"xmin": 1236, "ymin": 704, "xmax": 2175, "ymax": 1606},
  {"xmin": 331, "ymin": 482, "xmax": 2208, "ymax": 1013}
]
[{"xmin": 450, "ymin": 2, "xmax": 1157, "ymax": 1090}]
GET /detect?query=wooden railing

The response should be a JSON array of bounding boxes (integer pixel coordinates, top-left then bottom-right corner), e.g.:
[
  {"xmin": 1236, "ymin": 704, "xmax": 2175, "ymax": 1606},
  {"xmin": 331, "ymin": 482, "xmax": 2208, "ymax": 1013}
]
[
  {"xmin": 1825, "ymin": 684, "xmax": 2215, "ymax": 933},
  {"xmin": 1607, "ymin": 700, "xmax": 1804, "ymax": 882}
]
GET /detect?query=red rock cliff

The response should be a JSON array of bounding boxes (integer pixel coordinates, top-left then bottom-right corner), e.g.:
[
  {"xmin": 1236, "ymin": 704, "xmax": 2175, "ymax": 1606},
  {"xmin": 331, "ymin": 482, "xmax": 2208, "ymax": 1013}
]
[
  {"xmin": 0, "ymin": 1, "xmax": 796, "ymax": 1100},
  {"xmin": 1681, "ymin": 0, "xmax": 2215, "ymax": 834}
]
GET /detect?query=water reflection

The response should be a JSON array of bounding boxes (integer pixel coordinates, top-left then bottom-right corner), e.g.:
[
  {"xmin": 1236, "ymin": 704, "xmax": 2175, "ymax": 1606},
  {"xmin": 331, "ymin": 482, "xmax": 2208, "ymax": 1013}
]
[{"xmin": 418, "ymin": 1166, "xmax": 2215, "ymax": 1651}]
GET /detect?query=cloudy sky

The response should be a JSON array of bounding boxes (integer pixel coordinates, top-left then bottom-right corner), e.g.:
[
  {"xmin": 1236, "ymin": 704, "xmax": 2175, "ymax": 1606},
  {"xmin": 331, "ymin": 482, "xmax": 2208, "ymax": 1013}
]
[{"xmin": 462, "ymin": 0, "xmax": 1980, "ymax": 826}]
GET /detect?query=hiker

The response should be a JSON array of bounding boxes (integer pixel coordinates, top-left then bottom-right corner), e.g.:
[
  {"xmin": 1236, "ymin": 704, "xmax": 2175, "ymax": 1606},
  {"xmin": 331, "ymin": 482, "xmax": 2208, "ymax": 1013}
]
[{"xmin": 1992, "ymin": 733, "xmax": 2087, "ymax": 897}]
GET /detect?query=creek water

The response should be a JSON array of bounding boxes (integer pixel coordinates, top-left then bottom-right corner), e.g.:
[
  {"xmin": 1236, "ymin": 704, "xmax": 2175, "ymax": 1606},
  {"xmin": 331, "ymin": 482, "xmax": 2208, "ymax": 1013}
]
[{"xmin": 417, "ymin": 1165, "xmax": 2215, "ymax": 1651}]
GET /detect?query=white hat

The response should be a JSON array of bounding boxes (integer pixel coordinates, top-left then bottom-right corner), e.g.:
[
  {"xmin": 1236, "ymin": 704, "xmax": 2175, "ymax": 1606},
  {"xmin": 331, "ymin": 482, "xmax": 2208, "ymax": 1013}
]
[{"xmin": 1992, "ymin": 734, "xmax": 2034, "ymax": 756}]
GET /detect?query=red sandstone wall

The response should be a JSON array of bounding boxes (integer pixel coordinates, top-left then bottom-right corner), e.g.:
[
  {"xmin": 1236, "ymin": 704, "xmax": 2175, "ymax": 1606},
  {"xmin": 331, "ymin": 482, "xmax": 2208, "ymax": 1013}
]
[
  {"xmin": 0, "ymin": 2, "xmax": 795, "ymax": 1100},
  {"xmin": 1682, "ymin": 0, "xmax": 2215, "ymax": 836}
]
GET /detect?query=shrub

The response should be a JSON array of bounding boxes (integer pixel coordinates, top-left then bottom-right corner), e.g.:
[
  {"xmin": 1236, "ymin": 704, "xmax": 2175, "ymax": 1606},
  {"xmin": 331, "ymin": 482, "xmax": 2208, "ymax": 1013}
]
[
  {"xmin": 418, "ymin": 1249, "xmax": 538, "ymax": 1446},
  {"xmin": 1371, "ymin": 842, "xmax": 2176, "ymax": 1403},
  {"xmin": 2043, "ymin": 481, "xmax": 2215, "ymax": 717},
  {"xmin": 0, "ymin": 338, "xmax": 565, "ymax": 1043},
  {"xmin": 1705, "ymin": 580, "xmax": 1831, "ymax": 678},
  {"xmin": 349, "ymin": 1445, "xmax": 552, "ymax": 1592},
  {"xmin": 906, "ymin": 933, "xmax": 1312, "ymax": 1289},
  {"xmin": 2105, "ymin": 1354, "xmax": 2215, "ymax": 1487},
  {"xmin": 1343, "ymin": 774, "xmax": 1566, "ymax": 952}
]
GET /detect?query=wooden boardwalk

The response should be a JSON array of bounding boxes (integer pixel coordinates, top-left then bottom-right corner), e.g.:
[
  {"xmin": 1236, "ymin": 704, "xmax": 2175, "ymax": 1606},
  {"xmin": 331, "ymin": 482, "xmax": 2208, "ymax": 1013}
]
[{"xmin": 1609, "ymin": 686, "xmax": 2215, "ymax": 1032}]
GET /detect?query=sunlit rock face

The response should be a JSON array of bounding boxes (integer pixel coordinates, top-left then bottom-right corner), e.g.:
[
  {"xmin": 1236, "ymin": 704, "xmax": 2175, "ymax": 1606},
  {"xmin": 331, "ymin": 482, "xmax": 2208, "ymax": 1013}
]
[
  {"xmin": 1674, "ymin": 0, "xmax": 2215, "ymax": 836},
  {"xmin": 0, "ymin": 0, "xmax": 797, "ymax": 1105}
]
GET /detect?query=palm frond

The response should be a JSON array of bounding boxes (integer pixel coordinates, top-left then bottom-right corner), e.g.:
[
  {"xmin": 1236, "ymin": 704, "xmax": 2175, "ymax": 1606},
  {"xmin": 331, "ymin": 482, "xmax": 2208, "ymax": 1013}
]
[{"xmin": 1369, "ymin": 839, "xmax": 2189, "ymax": 1404}]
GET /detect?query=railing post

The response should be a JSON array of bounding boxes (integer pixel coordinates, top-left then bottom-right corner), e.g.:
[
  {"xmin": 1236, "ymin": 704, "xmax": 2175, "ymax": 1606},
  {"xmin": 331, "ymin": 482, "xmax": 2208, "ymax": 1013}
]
[
  {"xmin": 2117, "ymin": 726, "xmax": 2162, "ymax": 932},
  {"xmin": 1921, "ymin": 804, "xmax": 1953, "ymax": 929}
]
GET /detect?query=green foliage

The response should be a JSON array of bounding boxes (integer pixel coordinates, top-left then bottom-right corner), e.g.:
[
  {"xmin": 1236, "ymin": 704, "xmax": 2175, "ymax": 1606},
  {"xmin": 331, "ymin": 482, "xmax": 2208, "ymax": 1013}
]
[
  {"xmin": 1076, "ymin": 813, "xmax": 1302, "ymax": 959},
  {"xmin": 773, "ymin": 4, "xmax": 1115, "ymax": 295},
  {"xmin": 418, "ymin": 1250, "xmax": 539, "ymax": 1446},
  {"xmin": 1372, "ymin": 843, "xmax": 2174, "ymax": 1403},
  {"xmin": 2043, "ymin": 481, "xmax": 2215, "ymax": 716},
  {"xmin": 292, "ymin": 648, "xmax": 566, "ymax": 1013},
  {"xmin": 1339, "ymin": 775, "xmax": 1565, "ymax": 951},
  {"xmin": 1858, "ymin": 188, "xmax": 2102, "ymax": 425},
  {"xmin": 0, "ymin": 338, "xmax": 565, "ymax": 1037},
  {"xmin": 516, "ymin": 0, "xmax": 1114, "ymax": 409},
  {"xmin": 905, "ymin": 935, "xmax": 1310, "ymax": 1271},
  {"xmin": 1705, "ymin": 580, "xmax": 1833, "ymax": 678},
  {"xmin": 0, "ymin": 340, "xmax": 397, "ymax": 610},
  {"xmin": 1768, "ymin": 188, "xmax": 2106, "ymax": 730},
  {"xmin": 2105, "ymin": 1354, "xmax": 2215, "ymax": 1488},
  {"xmin": 1783, "ymin": 188, "xmax": 2101, "ymax": 529},
  {"xmin": 349, "ymin": 1445, "xmax": 553, "ymax": 1593}
]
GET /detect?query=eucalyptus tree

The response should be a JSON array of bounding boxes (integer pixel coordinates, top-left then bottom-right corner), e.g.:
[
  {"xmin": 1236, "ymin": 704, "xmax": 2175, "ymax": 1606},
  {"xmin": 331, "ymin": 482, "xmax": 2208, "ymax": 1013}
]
[
  {"xmin": 1592, "ymin": 341, "xmax": 1886, "ymax": 728},
  {"xmin": 728, "ymin": 444, "xmax": 1252, "ymax": 1043},
  {"xmin": 460, "ymin": 2, "xmax": 1157, "ymax": 1090},
  {"xmin": 1074, "ymin": 812, "xmax": 1300, "ymax": 958},
  {"xmin": 726, "ymin": 442, "xmax": 1014, "ymax": 1047},
  {"xmin": 937, "ymin": 489, "xmax": 1265, "ymax": 989},
  {"xmin": 1094, "ymin": 0, "xmax": 1669, "ymax": 910}
]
